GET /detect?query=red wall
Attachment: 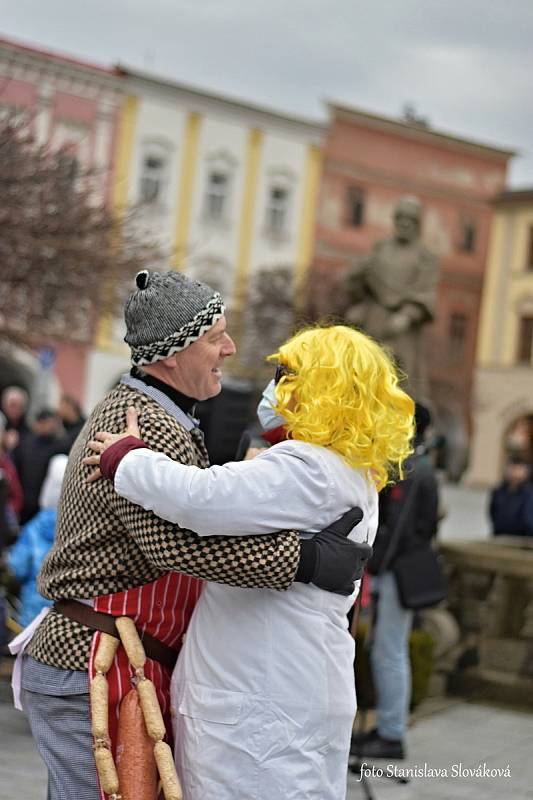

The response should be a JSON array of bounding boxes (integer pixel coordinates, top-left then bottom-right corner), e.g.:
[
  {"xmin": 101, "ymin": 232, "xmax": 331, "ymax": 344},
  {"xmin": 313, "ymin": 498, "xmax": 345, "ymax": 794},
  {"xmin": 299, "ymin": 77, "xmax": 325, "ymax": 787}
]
[{"xmin": 313, "ymin": 112, "xmax": 511, "ymax": 434}]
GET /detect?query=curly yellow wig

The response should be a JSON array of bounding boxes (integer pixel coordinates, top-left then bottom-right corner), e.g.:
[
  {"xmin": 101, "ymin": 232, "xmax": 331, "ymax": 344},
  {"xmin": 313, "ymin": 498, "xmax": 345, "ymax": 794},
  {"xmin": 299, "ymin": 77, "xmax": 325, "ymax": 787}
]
[{"xmin": 269, "ymin": 325, "xmax": 415, "ymax": 490}]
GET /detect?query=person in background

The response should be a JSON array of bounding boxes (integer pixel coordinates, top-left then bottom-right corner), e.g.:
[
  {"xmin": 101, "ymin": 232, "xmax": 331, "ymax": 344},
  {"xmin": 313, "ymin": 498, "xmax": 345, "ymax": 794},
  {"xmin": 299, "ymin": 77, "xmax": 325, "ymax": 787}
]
[
  {"xmin": 0, "ymin": 470, "xmax": 13, "ymax": 653},
  {"xmin": 1, "ymin": 386, "xmax": 30, "ymax": 455},
  {"xmin": 489, "ymin": 456, "xmax": 533, "ymax": 537},
  {"xmin": 8, "ymin": 455, "xmax": 67, "ymax": 628},
  {"xmin": 354, "ymin": 403, "xmax": 439, "ymax": 761},
  {"xmin": 15, "ymin": 409, "xmax": 63, "ymax": 524},
  {"xmin": 0, "ymin": 410, "xmax": 22, "ymax": 654},
  {"xmin": 57, "ymin": 395, "xmax": 86, "ymax": 453},
  {"xmin": 0, "ymin": 411, "xmax": 23, "ymax": 524}
]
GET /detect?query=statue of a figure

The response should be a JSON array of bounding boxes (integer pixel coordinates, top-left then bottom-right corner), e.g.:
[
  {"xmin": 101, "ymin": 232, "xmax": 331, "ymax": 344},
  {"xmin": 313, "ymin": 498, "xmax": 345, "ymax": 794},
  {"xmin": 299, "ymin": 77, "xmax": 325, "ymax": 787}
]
[{"xmin": 346, "ymin": 196, "xmax": 439, "ymax": 399}]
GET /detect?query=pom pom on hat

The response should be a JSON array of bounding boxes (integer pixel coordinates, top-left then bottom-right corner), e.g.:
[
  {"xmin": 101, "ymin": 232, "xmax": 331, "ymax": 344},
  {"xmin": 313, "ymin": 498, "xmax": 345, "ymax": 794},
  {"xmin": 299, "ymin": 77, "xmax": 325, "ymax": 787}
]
[{"xmin": 135, "ymin": 270, "xmax": 150, "ymax": 290}]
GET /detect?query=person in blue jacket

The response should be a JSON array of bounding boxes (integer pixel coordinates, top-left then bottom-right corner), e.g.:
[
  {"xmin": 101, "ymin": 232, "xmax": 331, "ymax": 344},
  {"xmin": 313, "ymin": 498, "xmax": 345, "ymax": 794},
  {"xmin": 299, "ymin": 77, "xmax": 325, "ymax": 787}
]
[
  {"xmin": 8, "ymin": 454, "xmax": 67, "ymax": 628},
  {"xmin": 489, "ymin": 456, "xmax": 533, "ymax": 538}
]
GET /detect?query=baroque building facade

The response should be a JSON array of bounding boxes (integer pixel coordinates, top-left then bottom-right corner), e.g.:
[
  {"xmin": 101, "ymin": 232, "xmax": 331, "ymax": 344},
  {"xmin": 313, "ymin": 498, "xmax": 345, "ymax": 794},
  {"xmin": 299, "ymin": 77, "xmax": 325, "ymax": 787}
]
[
  {"xmin": 0, "ymin": 37, "xmax": 324, "ymax": 408},
  {"xmin": 467, "ymin": 189, "xmax": 533, "ymax": 486},
  {"xmin": 0, "ymin": 33, "xmax": 523, "ymax": 462},
  {"xmin": 0, "ymin": 36, "xmax": 123, "ymax": 403},
  {"xmin": 312, "ymin": 104, "xmax": 513, "ymax": 475},
  {"xmin": 85, "ymin": 67, "xmax": 324, "ymax": 408}
]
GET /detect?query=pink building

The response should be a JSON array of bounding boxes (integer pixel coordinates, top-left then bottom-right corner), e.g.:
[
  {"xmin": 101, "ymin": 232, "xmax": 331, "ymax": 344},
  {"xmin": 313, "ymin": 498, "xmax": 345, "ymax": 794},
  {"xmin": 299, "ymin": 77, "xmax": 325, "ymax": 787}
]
[
  {"xmin": 0, "ymin": 36, "xmax": 123, "ymax": 405},
  {"xmin": 313, "ymin": 104, "xmax": 514, "ymax": 473}
]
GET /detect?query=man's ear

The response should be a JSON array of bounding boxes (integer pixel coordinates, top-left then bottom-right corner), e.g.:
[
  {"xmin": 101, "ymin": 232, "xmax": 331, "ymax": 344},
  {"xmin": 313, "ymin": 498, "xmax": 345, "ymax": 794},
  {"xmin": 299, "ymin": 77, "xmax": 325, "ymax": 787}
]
[
  {"xmin": 143, "ymin": 354, "xmax": 178, "ymax": 379},
  {"xmin": 158, "ymin": 353, "xmax": 179, "ymax": 371}
]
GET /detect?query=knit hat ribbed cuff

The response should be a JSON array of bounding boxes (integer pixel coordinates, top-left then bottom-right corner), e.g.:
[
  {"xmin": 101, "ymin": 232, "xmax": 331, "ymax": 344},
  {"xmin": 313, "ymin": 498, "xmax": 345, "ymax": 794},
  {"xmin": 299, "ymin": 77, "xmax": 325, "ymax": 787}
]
[{"xmin": 130, "ymin": 293, "xmax": 225, "ymax": 366}]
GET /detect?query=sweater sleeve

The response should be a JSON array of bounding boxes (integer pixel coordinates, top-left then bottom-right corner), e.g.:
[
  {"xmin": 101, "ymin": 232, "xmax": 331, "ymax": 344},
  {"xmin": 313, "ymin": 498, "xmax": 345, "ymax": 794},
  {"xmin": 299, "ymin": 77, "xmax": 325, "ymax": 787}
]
[
  {"xmin": 114, "ymin": 442, "xmax": 335, "ymax": 536},
  {"xmin": 108, "ymin": 406, "xmax": 301, "ymax": 589}
]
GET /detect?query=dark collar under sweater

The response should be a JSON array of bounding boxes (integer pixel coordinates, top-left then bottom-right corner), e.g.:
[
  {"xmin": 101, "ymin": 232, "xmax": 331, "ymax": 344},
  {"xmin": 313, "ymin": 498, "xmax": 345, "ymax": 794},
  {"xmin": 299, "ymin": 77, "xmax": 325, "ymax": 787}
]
[{"xmin": 130, "ymin": 367, "xmax": 196, "ymax": 415}]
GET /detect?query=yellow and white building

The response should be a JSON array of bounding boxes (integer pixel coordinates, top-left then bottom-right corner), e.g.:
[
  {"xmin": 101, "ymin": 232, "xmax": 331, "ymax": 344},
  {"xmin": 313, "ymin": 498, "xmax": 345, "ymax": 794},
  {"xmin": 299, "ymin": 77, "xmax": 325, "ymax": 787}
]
[
  {"xmin": 86, "ymin": 67, "xmax": 324, "ymax": 407},
  {"xmin": 468, "ymin": 189, "xmax": 533, "ymax": 486}
]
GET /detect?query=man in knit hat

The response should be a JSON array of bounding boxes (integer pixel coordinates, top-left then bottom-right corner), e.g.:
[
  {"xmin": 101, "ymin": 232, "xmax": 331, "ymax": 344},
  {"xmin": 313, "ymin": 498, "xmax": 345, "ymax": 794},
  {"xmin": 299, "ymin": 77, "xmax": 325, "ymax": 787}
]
[{"xmin": 15, "ymin": 269, "xmax": 364, "ymax": 800}]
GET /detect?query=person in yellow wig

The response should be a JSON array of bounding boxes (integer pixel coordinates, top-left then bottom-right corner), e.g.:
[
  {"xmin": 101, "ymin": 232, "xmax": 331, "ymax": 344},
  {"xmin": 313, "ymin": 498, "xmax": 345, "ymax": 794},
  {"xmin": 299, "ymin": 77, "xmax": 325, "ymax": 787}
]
[{"xmin": 85, "ymin": 325, "xmax": 414, "ymax": 800}]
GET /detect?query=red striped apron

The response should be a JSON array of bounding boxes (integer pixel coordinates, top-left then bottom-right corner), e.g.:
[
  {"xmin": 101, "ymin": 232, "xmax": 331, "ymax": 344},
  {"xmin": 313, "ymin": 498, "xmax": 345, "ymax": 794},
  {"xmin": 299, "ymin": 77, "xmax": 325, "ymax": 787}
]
[{"xmin": 88, "ymin": 573, "xmax": 203, "ymax": 800}]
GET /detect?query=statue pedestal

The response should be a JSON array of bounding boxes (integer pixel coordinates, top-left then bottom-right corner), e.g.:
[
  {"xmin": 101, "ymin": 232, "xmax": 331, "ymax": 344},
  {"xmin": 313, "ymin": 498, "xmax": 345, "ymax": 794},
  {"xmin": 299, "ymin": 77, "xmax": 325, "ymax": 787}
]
[{"xmin": 440, "ymin": 537, "xmax": 533, "ymax": 708}]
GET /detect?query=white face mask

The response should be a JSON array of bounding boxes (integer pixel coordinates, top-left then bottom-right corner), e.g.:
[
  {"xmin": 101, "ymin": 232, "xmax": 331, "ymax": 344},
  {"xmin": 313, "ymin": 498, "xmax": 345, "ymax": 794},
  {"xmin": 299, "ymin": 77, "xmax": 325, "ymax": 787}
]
[{"xmin": 256, "ymin": 379, "xmax": 286, "ymax": 431}]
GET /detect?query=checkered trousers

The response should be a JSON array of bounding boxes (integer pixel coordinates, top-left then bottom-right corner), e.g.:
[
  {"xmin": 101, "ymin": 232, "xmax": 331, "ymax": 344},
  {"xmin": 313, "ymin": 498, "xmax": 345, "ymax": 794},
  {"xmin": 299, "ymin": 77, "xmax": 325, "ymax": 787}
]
[
  {"xmin": 21, "ymin": 657, "xmax": 99, "ymax": 800},
  {"xmin": 28, "ymin": 383, "xmax": 300, "ymax": 671}
]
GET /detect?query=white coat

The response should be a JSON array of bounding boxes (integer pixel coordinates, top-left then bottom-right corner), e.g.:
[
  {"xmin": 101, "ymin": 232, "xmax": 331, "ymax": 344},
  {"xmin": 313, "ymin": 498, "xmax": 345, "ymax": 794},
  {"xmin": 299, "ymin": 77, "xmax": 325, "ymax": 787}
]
[{"xmin": 114, "ymin": 440, "xmax": 379, "ymax": 800}]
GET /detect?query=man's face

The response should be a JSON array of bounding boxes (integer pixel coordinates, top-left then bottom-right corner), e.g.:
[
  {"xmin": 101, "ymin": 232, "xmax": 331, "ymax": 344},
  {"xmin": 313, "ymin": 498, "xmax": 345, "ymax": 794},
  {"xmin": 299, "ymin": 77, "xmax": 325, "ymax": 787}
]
[
  {"xmin": 58, "ymin": 398, "xmax": 77, "ymax": 424},
  {"xmin": 34, "ymin": 417, "xmax": 59, "ymax": 437},
  {"xmin": 168, "ymin": 316, "xmax": 236, "ymax": 401},
  {"xmin": 506, "ymin": 462, "xmax": 530, "ymax": 487},
  {"xmin": 2, "ymin": 392, "xmax": 26, "ymax": 423},
  {"xmin": 394, "ymin": 211, "xmax": 420, "ymax": 244}
]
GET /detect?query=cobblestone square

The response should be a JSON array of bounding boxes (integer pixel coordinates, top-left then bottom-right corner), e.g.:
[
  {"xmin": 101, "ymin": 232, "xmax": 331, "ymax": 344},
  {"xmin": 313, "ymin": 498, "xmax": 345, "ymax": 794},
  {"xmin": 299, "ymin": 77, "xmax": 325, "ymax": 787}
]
[{"xmin": 2, "ymin": 674, "xmax": 532, "ymax": 800}]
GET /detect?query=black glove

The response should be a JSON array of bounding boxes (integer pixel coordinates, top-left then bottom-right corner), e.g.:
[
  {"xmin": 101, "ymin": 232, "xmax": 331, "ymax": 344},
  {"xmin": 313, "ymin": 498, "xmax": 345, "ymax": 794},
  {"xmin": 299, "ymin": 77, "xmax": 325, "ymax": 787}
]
[{"xmin": 294, "ymin": 507, "xmax": 373, "ymax": 596}]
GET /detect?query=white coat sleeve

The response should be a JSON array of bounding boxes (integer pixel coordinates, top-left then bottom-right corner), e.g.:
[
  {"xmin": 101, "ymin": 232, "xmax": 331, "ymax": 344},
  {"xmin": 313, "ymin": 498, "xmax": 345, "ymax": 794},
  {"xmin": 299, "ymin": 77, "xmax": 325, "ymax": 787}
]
[{"xmin": 114, "ymin": 444, "xmax": 337, "ymax": 537}]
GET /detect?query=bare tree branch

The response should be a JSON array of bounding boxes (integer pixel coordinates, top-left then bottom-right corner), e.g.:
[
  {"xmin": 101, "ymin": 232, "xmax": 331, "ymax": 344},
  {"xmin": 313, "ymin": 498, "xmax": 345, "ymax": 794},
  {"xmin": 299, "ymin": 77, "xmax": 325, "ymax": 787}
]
[
  {"xmin": 237, "ymin": 266, "xmax": 297, "ymax": 384},
  {"xmin": 0, "ymin": 114, "xmax": 159, "ymax": 348}
]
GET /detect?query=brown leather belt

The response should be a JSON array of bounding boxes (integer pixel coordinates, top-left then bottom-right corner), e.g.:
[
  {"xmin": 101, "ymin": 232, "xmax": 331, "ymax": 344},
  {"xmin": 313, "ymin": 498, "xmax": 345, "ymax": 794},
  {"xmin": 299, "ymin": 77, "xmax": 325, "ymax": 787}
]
[{"xmin": 54, "ymin": 599, "xmax": 179, "ymax": 671}]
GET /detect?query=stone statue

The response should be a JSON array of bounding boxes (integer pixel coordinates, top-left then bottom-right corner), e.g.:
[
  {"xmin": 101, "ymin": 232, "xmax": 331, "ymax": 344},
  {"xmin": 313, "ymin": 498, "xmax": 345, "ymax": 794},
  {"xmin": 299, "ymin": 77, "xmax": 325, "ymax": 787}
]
[{"xmin": 346, "ymin": 196, "xmax": 439, "ymax": 399}]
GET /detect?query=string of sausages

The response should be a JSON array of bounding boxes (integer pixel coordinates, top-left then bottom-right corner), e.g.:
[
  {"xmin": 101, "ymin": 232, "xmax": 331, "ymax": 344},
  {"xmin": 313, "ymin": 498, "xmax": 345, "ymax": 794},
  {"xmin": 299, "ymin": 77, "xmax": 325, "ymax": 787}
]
[{"xmin": 90, "ymin": 618, "xmax": 183, "ymax": 800}]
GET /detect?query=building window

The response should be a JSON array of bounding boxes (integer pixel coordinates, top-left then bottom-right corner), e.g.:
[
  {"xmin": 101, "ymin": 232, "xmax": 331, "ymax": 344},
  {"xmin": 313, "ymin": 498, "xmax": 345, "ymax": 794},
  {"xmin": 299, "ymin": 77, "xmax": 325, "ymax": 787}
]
[
  {"xmin": 449, "ymin": 313, "xmax": 468, "ymax": 362},
  {"xmin": 459, "ymin": 218, "xmax": 477, "ymax": 253},
  {"xmin": 139, "ymin": 143, "xmax": 169, "ymax": 206},
  {"xmin": 205, "ymin": 171, "xmax": 229, "ymax": 221},
  {"xmin": 346, "ymin": 186, "xmax": 365, "ymax": 227},
  {"xmin": 527, "ymin": 226, "xmax": 533, "ymax": 271},
  {"xmin": 263, "ymin": 168, "xmax": 294, "ymax": 239},
  {"xmin": 56, "ymin": 152, "xmax": 80, "ymax": 190},
  {"xmin": 517, "ymin": 316, "xmax": 533, "ymax": 364},
  {"xmin": 51, "ymin": 119, "xmax": 91, "ymax": 167},
  {"xmin": 266, "ymin": 186, "xmax": 289, "ymax": 235},
  {"xmin": 140, "ymin": 153, "xmax": 166, "ymax": 204}
]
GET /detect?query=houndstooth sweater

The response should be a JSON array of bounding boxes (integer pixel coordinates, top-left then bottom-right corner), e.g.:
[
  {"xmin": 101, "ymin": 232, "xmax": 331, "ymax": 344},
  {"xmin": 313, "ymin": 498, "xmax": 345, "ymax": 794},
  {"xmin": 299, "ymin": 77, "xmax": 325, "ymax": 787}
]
[{"xmin": 28, "ymin": 382, "xmax": 300, "ymax": 671}]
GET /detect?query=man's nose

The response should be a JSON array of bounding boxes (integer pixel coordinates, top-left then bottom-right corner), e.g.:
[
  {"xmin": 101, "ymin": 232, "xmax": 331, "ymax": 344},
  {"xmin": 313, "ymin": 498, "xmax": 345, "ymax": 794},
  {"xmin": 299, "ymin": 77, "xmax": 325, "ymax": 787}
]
[{"xmin": 222, "ymin": 334, "xmax": 236, "ymax": 356}]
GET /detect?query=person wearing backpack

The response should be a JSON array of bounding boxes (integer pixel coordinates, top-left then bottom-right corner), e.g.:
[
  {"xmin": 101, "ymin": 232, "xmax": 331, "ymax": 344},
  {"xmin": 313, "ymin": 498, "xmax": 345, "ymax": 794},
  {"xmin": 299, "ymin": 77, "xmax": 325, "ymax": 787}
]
[{"xmin": 353, "ymin": 403, "xmax": 440, "ymax": 760}]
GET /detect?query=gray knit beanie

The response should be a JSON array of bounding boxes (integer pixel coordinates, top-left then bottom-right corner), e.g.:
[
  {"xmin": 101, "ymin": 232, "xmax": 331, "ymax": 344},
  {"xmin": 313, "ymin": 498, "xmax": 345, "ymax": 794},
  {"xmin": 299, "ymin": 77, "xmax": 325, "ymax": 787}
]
[{"xmin": 124, "ymin": 270, "xmax": 225, "ymax": 366}]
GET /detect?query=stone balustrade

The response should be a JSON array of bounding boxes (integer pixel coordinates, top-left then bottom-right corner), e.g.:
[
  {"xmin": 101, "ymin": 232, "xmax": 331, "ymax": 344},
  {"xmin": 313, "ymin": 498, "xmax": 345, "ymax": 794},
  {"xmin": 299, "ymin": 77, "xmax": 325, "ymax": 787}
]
[{"xmin": 439, "ymin": 537, "xmax": 533, "ymax": 707}]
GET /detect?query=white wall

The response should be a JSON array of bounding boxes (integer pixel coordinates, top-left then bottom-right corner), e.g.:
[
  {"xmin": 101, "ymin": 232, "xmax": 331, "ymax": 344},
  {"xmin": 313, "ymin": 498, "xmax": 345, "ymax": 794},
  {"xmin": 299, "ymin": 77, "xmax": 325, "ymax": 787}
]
[
  {"xmin": 186, "ymin": 114, "xmax": 248, "ymax": 300},
  {"xmin": 250, "ymin": 131, "xmax": 308, "ymax": 276},
  {"xmin": 128, "ymin": 95, "xmax": 188, "ymax": 255},
  {"xmin": 86, "ymin": 78, "xmax": 323, "ymax": 404}
]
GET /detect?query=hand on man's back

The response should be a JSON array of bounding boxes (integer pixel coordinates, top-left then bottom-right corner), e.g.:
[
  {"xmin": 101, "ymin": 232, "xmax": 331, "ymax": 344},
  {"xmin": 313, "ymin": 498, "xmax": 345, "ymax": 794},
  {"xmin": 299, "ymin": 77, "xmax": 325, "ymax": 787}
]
[{"xmin": 298, "ymin": 507, "xmax": 372, "ymax": 596}]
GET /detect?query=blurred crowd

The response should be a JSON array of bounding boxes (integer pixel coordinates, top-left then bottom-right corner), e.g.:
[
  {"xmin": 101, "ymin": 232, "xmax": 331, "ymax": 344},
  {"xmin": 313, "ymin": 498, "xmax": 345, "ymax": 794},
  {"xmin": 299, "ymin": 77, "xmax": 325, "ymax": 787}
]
[{"xmin": 0, "ymin": 386, "xmax": 85, "ymax": 647}]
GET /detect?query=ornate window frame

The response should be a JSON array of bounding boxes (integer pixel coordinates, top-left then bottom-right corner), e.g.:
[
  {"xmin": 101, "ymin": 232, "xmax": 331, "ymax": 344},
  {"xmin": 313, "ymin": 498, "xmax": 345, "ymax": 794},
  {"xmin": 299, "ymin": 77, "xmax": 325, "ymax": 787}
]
[
  {"xmin": 138, "ymin": 137, "xmax": 173, "ymax": 209},
  {"xmin": 202, "ymin": 149, "xmax": 238, "ymax": 227},
  {"xmin": 263, "ymin": 167, "xmax": 295, "ymax": 242}
]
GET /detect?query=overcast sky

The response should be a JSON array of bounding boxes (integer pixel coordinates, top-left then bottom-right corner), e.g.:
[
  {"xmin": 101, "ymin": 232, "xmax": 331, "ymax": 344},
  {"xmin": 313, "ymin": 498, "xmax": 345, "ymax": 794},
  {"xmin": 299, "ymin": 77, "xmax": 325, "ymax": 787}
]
[{"xmin": 2, "ymin": 0, "xmax": 532, "ymax": 186}]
